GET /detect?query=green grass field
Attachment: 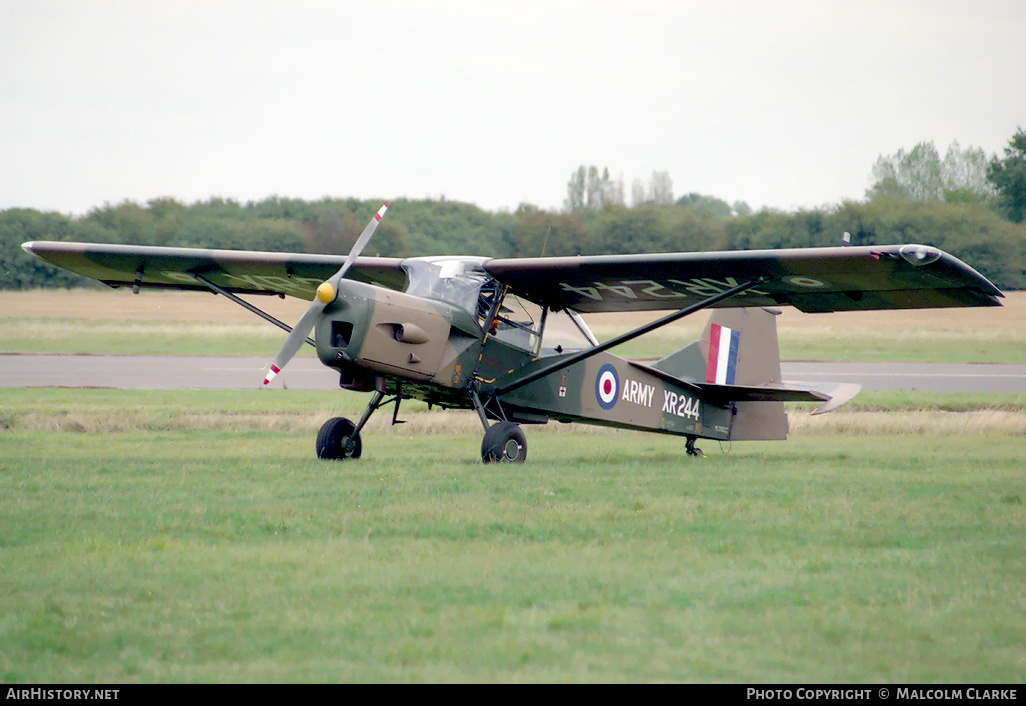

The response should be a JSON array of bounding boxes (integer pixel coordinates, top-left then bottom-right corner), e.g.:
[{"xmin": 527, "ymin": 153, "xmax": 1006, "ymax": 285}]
[
  {"xmin": 1, "ymin": 389, "xmax": 1024, "ymax": 682},
  {"xmin": 2, "ymin": 289, "xmax": 1024, "ymax": 682}
]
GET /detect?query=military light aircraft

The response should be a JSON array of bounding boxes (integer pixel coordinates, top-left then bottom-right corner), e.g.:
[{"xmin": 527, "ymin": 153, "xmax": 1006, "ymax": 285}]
[{"xmin": 23, "ymin": 202, "xmax": 1003, "ymax": 462}]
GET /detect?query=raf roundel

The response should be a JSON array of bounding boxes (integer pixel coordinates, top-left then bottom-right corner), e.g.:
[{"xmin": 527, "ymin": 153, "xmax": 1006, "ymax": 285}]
[
  {"xmin": 783, "ymin": 275, "xmax": 826, "ymax": 288},
  {"xmin": 595, "ymin": 364, "xmax": 619, "ymax": 410}
]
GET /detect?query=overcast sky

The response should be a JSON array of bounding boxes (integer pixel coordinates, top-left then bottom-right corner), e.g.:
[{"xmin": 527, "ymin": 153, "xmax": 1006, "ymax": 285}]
[{"xmin": 2, "ymin": 0, "xmax": 1023, "ymax": 216}]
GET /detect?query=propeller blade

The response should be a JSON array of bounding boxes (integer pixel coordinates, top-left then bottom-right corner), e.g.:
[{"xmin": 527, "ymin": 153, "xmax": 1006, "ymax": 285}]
[
  {"xmin": 263, "ymin": 303, "xmax": 324, "ymax": 385},
  {"xmin": 330, "ymin": 201, "xmax": 390, "ymax": 286},
  {"xmin": 263, "ymin": 201, "xmax": 390, "ymax": 386}
]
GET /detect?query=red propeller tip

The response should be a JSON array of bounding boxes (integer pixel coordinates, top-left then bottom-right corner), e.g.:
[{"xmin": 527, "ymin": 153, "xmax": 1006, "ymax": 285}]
[{"xmin": 263, "ymin": 364, "xmax": 281, "ymax": 385}]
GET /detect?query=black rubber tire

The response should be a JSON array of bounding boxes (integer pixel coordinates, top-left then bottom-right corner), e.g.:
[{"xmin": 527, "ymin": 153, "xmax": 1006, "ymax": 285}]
[
  {"xmin": 316, "ymin": 417, "xmax": 362, "ymax": 460},
  {"xmin": 481, "ymin": 421, "xmax": 527, "ymax": 463}
]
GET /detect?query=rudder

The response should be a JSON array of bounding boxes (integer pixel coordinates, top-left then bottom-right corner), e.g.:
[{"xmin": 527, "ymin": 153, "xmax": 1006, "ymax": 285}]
[{"xmin": 652, "ymin": 307, "xmax": 790, "ymax": 440}]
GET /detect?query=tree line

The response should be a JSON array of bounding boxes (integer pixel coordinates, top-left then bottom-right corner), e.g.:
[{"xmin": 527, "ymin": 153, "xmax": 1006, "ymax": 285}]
[{"xmin": 3, "ymin": 130, "xmax": 1024, "ymax": 292}]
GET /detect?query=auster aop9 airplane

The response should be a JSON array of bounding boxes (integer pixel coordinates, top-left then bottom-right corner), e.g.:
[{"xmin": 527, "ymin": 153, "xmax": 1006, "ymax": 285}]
[{"xmin": 23, "ymin": 202, "xmax": 1003, "ymax": 462}]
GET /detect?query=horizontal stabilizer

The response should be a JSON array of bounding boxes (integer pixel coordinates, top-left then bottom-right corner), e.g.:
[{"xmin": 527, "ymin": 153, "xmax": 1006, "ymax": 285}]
[
  {"xmin": 808, "ymin": 382, "xmax": 861, "ymax": 415},
  {"xmin": 631, "ymin": 359, "xmax": 829, "ymax": 403},
  {"xmin": 629, "ymin": 359, "xmax": 861, "ymax": 413},
  {"xmin": 694, "ymin": 381, "xmax": 830, "ymax": 403},
  {"xmin": 695, "ymin": 379, "xmax": 861, "ymax": 413}
]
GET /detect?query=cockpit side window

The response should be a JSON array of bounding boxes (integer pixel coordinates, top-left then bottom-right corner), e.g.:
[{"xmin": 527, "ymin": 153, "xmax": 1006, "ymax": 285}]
[
  {"xmin": 538, "ymin": 308, "xmax": 598, "ymax": 355},
  {"xmin": 485, "ymin": 289, "xmax": 597, "ymax": 357},
  {"xmin": 489, "ymin": 293, "xmax": 543, "ymax": 353}
]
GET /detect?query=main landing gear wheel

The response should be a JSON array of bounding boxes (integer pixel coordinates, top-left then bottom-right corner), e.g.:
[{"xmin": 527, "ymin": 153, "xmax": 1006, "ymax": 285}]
[
  {"xmin": 481, "ymin": 421, "xmax": 527, "ymax": 463},
  {"xmin": 316, "ymin": 417, "xmax": 362, "ymax": 460}
]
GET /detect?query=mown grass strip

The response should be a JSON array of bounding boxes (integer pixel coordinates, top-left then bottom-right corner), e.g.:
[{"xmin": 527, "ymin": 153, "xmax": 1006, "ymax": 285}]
[
  {"xmin": 1, "ymin": 424, "xmax": 1023, "ymax": 682},
  {"xmin": 3, "ymin": 388, "xmax": 1026, "ymax": 435}
]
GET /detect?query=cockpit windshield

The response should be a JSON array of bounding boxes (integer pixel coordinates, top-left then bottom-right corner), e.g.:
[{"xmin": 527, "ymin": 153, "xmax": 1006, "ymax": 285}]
[
  {"xmin": 402, "ymin": 257, "xmax": 490, "ymax": 314},
  {"xmin": 401, "ymin": 256, "xmax": 597, "ymax": 357}
]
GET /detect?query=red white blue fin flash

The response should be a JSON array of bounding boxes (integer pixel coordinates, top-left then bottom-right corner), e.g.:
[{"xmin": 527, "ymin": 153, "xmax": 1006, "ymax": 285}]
[{"xmin": 706, "ymin": 323, "xmax": 740, "ymax": 385}]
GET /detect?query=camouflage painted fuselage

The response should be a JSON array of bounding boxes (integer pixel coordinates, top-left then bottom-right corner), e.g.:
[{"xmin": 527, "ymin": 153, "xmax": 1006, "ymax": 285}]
[
  {"xmin": 315, "ymin": 279, "xmax": 734, "ymax": 441},
  {"xmin": 487, "ymin": 350, "xmax": 734, "ymax": 441}
]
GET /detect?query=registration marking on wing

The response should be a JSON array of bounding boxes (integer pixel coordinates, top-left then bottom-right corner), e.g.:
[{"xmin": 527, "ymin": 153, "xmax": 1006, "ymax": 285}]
[
  {"xmin": 559, "ymin": 277, "xmax": 770, "ymax": 301},
  {"xmin": 161, "ymin": 270, "xmax": 322, "ymax": 296}
]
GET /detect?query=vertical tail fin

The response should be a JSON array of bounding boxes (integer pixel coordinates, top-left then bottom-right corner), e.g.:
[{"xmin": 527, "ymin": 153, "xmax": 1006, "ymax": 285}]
[
  {"xmin": 704, "ymin": 308, "xmax": 791, "ymax": 440},
  {"xmin": 651, "ymin": 307, "xmax": 860, "ymax": 440},
  {"xmin": 652, "ymin": 307, "xmax": 790, "ymax": 440},
  {"xmin": 651, "ymin": 307, "xmax": 785, "ymax": 386}
]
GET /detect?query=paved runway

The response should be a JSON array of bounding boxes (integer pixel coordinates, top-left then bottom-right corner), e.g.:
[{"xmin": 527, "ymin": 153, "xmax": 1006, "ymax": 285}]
[
  {"xmin": 780, "ymin": 361, "xmax": 1026, "ymax": 394},
  {"xmin": 1, "ymin": 355, "xmax": 338, "ymax": 390},
  {"xmin": 2, "ymin": 354, "xmax": 1024, "ymax": 393}
]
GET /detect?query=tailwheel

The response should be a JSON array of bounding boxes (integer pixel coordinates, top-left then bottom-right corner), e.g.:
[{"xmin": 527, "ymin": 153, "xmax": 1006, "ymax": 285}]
[
  {"xmin": 685, "ymin": 435, "xmax": 704, "ymax": 457},
  {"xmin": 481, "ymin": 421, "xmax": 527, "ymax": 463},
  {"xmin": 316, "ymin": 417, "xmax": 362, "ymax": 460}
]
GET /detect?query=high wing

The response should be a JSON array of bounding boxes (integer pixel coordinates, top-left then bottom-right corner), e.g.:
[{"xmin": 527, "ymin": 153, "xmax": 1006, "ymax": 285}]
[
  {"xmin": 483, "ymin": 244, "xmax": 1003, "ymax": 313},
  {"xmin": 24, "ymin": 241, "xmax": 1003, "ymax": 314},
  {"xmin": 20, "ymin": 241, "xmax": 406, "ymax": 300}
]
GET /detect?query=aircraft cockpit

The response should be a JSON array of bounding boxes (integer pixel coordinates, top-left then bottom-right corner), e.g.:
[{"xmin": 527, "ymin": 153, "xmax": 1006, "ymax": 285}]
[{"xmin": 401, "ymin": 257, "xmax": 598, "ymax": 357}]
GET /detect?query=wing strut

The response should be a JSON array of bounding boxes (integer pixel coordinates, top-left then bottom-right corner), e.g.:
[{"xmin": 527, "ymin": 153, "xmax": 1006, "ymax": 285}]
[
  {"xmin": 191, "ymin": 273, "xmax": 316, "ymax": 348},
  {"xmin": 490, "ymin": 276, "xmax": 769, "ymax": 397}
]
